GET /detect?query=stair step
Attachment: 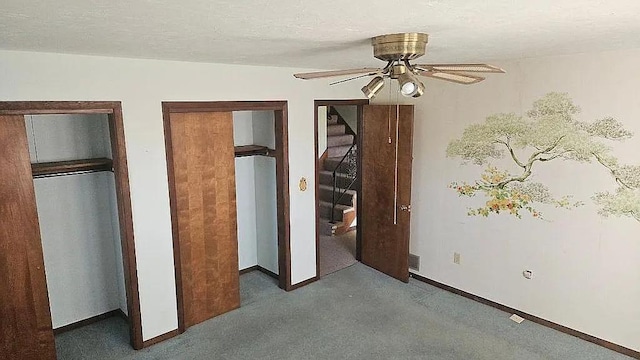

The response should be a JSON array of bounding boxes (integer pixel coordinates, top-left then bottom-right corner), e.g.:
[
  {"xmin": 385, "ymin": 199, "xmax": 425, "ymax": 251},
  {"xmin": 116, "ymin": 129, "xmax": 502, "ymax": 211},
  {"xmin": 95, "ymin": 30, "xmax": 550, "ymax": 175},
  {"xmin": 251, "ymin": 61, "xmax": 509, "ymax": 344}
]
[
  {"xmin": 327, "ymin": 144, "xmax": 354, "ymax": 158},
  {"xmin": 318, "ymin": 170, "xmax": 353, "ymax": 187},
  {"xmin": 327, "ymin": 124, "xmax": 346, "ymax": 136},
  {"xmin": 324, "ymin": 157, "xmax": 354, "ymax": 172},
  {"xmin": 327, "ymin": 134, "xmax": 353, "ymax": 147},
  {"xmin": 327, "ymin": 114, "xmax": 339, "ymax": 125},
  {"xmin": 318, "ymin": 201, "xmax": 354, "ymax": 221},
  {"xmin": 319, "ymin": 184, "xmax": 356, "ymax": 206}
]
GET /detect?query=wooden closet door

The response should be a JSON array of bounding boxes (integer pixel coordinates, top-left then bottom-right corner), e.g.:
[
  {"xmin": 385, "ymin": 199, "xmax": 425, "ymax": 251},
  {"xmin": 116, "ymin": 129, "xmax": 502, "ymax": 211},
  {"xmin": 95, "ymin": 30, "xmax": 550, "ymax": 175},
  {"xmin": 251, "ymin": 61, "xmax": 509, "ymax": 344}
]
[
  {"xmin": 168, "ymin": 111, "xmax": 240, "ymax": 329},
  {"xmin": 0, "ymin": 116, "xmax": 56, "ymax": 359}
]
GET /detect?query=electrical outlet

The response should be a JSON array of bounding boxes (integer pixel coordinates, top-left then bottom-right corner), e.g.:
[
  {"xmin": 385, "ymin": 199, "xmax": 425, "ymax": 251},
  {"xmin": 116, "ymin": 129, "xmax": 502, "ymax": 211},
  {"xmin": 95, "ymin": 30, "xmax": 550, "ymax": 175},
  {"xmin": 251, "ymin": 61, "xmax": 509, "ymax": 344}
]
[
  {"xmin": 510, "ymin": 314, "xmax": 525, "ymax": 324},
  {"xmin": 453, "ymin": 252, "xmax": 461, "ymax": 265}
]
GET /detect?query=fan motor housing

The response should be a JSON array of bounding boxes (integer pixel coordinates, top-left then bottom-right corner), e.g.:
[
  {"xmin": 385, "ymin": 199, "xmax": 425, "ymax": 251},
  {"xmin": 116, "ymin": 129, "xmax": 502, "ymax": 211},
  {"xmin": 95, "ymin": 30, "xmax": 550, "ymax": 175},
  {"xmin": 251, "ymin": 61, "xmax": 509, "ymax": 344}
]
[{"xmin": 372, "ymin": 33, "xmax": 428, "ymax": 61}]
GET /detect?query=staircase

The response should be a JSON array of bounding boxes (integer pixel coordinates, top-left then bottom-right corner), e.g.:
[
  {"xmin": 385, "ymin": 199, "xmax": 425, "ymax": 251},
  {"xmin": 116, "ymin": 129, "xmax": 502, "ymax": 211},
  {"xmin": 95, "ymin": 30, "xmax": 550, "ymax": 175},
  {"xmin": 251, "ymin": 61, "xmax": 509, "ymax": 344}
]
[{"xmin": 318, "ymin": 110, "xmax": 357, "ymax": 236}]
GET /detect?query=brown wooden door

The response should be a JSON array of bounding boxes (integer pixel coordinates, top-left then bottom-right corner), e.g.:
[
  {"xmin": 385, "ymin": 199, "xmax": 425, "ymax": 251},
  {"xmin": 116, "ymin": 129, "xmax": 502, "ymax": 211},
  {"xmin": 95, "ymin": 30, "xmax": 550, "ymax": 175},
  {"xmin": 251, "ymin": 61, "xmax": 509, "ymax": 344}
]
[
  {"xmin": 0, "ymin": 116, "xmax": 57, "ymax": 359},
  {"xmin": 360, "ymin": 105, "xmax": 414, "ymax": 282},
  {"xmin": 167, "ymin": 111, "xmax": 241, "ymax": 330}
]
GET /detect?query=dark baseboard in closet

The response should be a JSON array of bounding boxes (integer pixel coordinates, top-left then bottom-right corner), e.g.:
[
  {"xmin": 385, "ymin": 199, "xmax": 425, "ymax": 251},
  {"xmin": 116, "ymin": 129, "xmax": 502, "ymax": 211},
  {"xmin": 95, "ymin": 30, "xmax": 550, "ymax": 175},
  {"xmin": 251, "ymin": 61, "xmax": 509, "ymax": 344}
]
[
  {"xmin": 239, "ymin": 265, "xmax": 258, "ymax": 275},
  {"xmin": 115, "ymin": 308, "xmax": 129, "ymax": 321},
  {"xmin": 240, "ymin": 265, "xmax": 279, "ymax": 280},
  {"xmin": 409, "ymin": 273, "xmax": 640, "ymax": 359},
  {"xmin": 53, "ymin": 309, "xmax": 128, "ymax": 335}
]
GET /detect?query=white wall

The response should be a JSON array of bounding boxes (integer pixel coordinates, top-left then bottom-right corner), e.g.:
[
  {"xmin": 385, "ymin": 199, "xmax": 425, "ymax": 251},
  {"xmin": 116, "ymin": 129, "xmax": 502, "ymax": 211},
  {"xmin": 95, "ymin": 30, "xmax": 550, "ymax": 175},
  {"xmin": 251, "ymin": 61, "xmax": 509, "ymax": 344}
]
[
  {"xmin": 0, "ymin": 49, "xmax": 364, "ymax": 340},
  {"xmin": 27, "ymin": 113, "xmax": 127, "ymax": 326},
  {"xmin": 395, "ymin": 49, "xmax": 640, "ymax": 351},
  {"xmin": 235, "ymin": 157, "xmax": 259, "ymax": 270},
  {"xmin": 25, "ymin": 114, "xmax": 112, "ymax": 162},
  {"xmin": 317, "ymin": 106, "xmax": 327, "ymax": 156},
  {"xmin": 251, "ymin": 111, "xmax": 279, "ymax": 274},
  {"xmin": 234, "ymin": 111, "xmax": 259, "ymax": 270},
  {"xmin": 35, "ymin": 173, "xmax": 124, "ymax": 328},
  {"xmin": 233, "ymin": 111, "xmax": 254, "ymax": 146},
  {"xmin": 333, "ymin": 105, "xmax": 357, "ymax": 134},
  {"xmin": 255, "ymin": 156, "xmax": 279, "ymax": 274},
  {"xmin": 107, "ymin": 172, "xmax": 129, "ymax": 315},
  {"xmin": 251, "ymin": 110, "xmax": 276, "ymax": 149}
]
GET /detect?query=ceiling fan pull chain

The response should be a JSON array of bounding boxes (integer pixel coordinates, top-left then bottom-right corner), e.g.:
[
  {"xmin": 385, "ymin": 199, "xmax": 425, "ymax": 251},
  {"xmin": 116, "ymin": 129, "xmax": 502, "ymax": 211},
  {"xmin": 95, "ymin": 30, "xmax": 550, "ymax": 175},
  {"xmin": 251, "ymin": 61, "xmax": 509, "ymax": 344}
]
[{"xmin": 393, "ymin": 90, "xmax": 400, "ymax": 225}]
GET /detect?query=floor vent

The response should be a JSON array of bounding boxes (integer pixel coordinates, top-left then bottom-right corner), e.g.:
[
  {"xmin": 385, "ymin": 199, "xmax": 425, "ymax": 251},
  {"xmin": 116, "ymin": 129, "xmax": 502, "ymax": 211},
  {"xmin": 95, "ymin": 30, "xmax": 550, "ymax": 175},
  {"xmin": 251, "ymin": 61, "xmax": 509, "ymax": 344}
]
[{"xmin": 409, "ymin": 253, "xmax": 420, "ymax": 271}]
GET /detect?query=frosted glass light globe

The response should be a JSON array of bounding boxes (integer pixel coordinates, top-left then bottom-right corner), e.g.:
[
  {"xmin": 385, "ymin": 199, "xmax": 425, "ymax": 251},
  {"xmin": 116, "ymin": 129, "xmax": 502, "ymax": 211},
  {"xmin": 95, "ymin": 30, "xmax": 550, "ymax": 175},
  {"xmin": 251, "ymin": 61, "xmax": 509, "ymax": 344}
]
[{"xmin": 401, "ymin": 82, "xmax": 416, "ymax": 96}]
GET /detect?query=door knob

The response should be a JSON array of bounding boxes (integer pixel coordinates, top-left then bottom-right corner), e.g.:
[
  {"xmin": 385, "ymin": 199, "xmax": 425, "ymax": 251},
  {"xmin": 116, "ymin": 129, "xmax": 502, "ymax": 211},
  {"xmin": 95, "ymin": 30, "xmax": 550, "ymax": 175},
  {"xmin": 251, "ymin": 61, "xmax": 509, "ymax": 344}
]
[{"xmin": 400, "ymin": 204, "xmax": 411, "ymax": 212}]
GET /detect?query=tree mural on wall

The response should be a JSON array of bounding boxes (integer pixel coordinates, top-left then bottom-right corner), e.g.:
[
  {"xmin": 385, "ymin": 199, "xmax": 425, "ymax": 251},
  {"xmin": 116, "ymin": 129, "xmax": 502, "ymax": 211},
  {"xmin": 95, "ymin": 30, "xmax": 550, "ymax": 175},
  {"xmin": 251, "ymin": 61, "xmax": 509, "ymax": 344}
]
[{"xmin": 447, "ymin": 92, "xmax": 640, "ymax": 221}]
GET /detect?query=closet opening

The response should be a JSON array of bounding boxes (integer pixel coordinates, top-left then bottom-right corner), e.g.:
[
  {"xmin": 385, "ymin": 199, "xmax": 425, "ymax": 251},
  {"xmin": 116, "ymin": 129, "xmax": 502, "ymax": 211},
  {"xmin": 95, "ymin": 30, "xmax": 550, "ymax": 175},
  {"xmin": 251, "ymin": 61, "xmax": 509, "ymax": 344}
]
[
  {"xmin": 0, "ymin": 102, "xmax": 142, "ymax": 358},
  {"xmin": 233, "ymin": 110, "xmax": 280, "ymax": 290},
  {"xmin": 162, "ymin": 101, "xmax": 291, "ymax": 335}
]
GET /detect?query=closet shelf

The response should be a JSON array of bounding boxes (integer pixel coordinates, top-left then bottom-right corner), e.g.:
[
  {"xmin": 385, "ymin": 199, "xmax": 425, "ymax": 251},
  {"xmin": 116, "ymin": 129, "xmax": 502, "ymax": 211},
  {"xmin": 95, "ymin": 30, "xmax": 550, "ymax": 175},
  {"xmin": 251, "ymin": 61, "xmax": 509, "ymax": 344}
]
[
  {"xmin": 234, "ymin": 145, "xmax": 275, "ymax": 158},
  {"xmin": 31, "ymin": 158, "xmax": 113, "ymax": 177}
]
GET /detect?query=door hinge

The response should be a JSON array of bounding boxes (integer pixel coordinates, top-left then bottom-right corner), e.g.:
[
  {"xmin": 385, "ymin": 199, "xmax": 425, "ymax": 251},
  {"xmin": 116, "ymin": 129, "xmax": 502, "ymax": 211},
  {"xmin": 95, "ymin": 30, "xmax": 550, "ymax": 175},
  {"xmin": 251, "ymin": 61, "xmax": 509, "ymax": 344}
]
[{"xmin": 400, "ymin": 204, "xmax": 411, "ymax": 212}]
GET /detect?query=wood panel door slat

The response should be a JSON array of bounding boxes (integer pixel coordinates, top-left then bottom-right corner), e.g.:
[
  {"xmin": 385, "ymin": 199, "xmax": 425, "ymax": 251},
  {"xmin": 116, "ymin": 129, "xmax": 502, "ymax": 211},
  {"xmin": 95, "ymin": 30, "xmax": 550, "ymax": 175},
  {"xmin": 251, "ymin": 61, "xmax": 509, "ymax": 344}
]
[
  {"xmin": 169, "ymin": 111, "xmax": 240, "ymax": 328},
  {"xmin": 0, "ymin": 115, "xmax": 56, "ymax": 359}
]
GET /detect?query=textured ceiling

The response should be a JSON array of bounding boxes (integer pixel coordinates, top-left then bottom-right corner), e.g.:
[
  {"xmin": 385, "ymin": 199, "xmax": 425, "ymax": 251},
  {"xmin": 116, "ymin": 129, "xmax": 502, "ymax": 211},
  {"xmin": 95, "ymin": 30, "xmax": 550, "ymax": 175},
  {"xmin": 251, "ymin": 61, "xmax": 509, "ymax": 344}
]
[{"xmin": 2, "ymin": 0, "xmax": 640, "ymax": 70}]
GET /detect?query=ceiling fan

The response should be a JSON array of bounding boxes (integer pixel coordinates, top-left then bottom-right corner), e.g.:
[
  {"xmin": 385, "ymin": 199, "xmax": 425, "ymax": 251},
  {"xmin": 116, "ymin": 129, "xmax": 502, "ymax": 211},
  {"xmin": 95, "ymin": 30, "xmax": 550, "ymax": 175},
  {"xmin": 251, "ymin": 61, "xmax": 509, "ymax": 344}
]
[{"xmin": 294, "ymin": 33, "xmax": 505, "ymax": 99}]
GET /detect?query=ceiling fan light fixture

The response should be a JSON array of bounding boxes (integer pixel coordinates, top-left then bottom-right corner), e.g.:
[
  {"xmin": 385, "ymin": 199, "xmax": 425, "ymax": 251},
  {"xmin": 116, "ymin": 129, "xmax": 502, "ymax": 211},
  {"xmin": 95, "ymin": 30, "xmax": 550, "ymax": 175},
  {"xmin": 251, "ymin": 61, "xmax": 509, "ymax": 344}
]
[
  {"xmin": 398, "ymin": 73, "xmax": 424, "ymax": 98},
  {"xmin": 361, "ymin": 76, "xmax": 385, "ymax": 99},
  {"xmin": 411, "ymin": 82, "xmax": 425, "ymax": 98},
  {"xmin": 292, "ymin": 33, "xmax": 505, "ymax": 97}
]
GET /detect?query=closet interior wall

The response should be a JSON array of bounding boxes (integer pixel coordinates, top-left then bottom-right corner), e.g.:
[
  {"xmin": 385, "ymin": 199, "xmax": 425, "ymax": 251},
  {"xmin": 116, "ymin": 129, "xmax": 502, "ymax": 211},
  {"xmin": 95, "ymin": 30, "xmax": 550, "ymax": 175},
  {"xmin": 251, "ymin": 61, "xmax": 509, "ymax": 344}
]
[
  {"xmin": 233, "ymin": 110, "xmax": 279, "ymax": 276},
  {"xmin": 317, "ymin": 106, "xmax": 327, "ymax": 156},
  {"xmin": 26, "ymin": 113, "xmax": 128, "ymax": 329}
]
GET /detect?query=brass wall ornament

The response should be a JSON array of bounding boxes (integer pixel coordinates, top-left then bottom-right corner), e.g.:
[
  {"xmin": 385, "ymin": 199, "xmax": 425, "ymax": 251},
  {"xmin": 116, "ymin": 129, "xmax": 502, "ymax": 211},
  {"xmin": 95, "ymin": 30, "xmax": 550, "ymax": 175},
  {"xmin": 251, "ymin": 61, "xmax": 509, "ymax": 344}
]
[{"xmin": 299, "ymin": 177, "xmax": 308, "ymax": 192}]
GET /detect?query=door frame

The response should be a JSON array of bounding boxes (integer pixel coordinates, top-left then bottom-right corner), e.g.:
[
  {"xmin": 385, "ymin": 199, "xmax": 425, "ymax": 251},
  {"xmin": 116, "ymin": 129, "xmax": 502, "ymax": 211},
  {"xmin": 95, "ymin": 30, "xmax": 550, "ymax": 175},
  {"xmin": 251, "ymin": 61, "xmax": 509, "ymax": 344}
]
[
  {"xmin": 0, "ymin": 101, "xmax": 144, "ymax": 350},
  {"xmin": 162, "ymin": 101, "xmax": 291, "ymax": 334},
  {"xmin": 313, "ymin": 99, "xmax": 369, "ymax": 278}
]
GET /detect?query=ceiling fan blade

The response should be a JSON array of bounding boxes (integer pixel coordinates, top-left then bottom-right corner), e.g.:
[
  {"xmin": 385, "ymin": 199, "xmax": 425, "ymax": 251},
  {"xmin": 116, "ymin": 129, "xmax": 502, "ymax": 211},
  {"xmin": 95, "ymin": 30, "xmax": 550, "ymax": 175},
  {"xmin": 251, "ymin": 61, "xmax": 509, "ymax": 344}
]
[
  {"xmin": 329, "ymin": 73, "xmax": 377, "ymax": 85},
  {"xmin": 293, "ymin": 68, "xmax": 381, "ymax": 80},
  {"xmin": 416, "ymin": 69, "xmax": 485, "ymax": 85},
  {"xmin": 414, "ymin": 64, "xmax": 505, "ymax": 73}
]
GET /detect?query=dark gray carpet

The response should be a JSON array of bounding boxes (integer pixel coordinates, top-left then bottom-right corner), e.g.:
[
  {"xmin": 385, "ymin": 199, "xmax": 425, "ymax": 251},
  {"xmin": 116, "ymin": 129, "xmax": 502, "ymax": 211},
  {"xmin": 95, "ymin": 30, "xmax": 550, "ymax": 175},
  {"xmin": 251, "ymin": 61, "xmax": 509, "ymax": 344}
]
[
  {"xmin": 55, "ymin": 264, "xmax": 633, "ymax": 359},
  {"xmin": 319, "ymin": 230, "xmax": 357, "ymax": 277}
]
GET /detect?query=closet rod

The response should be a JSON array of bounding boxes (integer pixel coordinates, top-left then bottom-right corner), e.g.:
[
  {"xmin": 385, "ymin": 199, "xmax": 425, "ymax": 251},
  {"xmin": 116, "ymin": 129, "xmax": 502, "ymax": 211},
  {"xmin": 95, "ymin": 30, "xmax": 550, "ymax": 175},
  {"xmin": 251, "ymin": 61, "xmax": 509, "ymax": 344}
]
[
  {"xmin": 33, "ymin": 169, "xmax": 113, "ymax": 179},
  {"xmin": 234, "ymin": 145, "xmax": 275, "ymax": 158},
  {"xmin": 31, "ymin": 157, "xmax": 113, "ymax": 178}
]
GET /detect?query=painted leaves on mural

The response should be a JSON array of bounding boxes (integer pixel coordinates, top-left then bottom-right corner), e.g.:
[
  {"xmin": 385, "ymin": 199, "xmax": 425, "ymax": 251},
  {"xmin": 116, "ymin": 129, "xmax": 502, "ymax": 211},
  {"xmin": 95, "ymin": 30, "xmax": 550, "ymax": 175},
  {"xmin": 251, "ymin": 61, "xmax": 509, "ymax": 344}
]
[
  {"xmin": 592, "ymin": 168, "xmax": 640, "ymax": 221},
  {"xmin": 447, "ymin": 92, "xmax": 639, "ymax": 221}
]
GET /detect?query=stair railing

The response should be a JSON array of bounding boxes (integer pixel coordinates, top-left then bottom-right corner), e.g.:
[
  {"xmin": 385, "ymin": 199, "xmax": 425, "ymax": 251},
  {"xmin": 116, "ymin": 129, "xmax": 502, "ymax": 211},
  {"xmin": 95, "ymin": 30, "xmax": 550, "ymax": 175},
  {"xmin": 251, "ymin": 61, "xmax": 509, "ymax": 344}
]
[{"xmin": 331, "ymin": 142, "xmax": 358, "ymax": 223}]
